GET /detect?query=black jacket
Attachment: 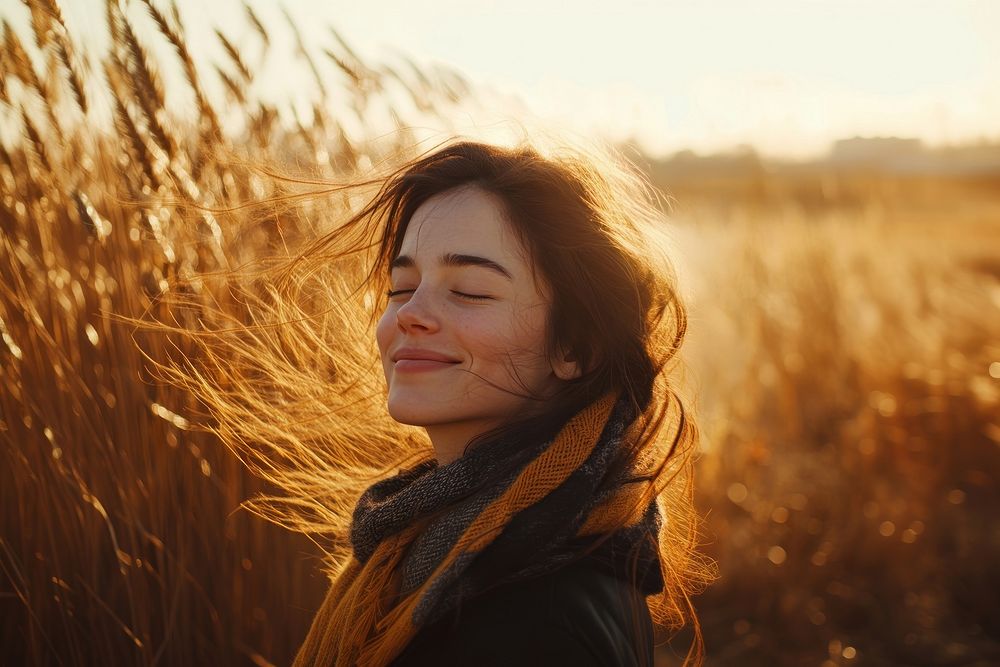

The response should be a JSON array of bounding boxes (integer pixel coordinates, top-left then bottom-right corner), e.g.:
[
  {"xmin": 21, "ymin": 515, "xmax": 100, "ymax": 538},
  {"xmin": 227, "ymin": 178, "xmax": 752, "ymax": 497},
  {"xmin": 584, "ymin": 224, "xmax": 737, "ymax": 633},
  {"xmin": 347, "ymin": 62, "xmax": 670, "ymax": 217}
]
[{"xmin": 392, "ymin": 558, "xmax": 654, "ymax": 666}]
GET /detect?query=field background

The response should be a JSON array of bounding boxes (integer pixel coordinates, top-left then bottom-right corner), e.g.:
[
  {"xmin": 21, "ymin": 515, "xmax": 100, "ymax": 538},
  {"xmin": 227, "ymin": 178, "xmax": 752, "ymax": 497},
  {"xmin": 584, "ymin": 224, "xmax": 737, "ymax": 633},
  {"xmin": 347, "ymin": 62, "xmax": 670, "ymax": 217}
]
[{"xmin": 1, "ymin": 2, "xmax": 998, "ymax": 665}]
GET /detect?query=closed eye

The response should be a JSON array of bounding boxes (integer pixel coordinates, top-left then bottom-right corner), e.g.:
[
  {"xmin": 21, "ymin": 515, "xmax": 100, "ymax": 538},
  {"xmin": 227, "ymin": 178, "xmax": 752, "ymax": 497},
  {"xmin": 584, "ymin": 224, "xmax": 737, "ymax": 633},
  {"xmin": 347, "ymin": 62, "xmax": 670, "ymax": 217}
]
[
  {"xmin": 452, "ymin": 291, "xmax": 493, "ymax": 301},
  {"xmin": 385, "ymin": 289, "xmax": 493, "ymax": 302}
]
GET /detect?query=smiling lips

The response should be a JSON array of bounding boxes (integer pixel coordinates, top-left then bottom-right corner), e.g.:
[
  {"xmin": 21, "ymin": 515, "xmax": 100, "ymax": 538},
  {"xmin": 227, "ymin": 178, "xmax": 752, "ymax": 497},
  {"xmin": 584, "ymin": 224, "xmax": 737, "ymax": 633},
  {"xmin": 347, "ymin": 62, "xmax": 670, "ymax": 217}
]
[{"xmin": 392, "ymin": 348, "xmax": 461, "ymax": 372}]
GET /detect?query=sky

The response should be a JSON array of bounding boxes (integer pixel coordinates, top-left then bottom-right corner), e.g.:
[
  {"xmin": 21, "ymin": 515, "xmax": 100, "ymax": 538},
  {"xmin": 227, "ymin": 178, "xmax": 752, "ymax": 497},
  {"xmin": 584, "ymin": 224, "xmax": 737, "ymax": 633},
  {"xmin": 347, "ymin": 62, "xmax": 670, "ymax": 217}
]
[{"xmin": 14, "ymin": 0, "xmax": 1000, "ymax": 159}]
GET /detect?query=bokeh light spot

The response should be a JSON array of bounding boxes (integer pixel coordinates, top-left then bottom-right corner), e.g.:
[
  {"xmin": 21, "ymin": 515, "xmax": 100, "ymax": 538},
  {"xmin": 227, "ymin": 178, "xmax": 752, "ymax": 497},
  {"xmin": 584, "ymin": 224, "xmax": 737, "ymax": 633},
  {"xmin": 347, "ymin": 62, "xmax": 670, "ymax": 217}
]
[{"xmin": 727, "ymin": 482, "xmax": 748, "ymax": 504}]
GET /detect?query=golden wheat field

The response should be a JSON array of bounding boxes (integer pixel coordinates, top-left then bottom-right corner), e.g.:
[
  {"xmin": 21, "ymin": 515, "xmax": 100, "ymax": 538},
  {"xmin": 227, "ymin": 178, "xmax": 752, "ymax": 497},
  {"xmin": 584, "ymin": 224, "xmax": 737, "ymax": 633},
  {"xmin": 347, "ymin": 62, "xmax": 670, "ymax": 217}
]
[{"xmin": 2, "ymin": 2, "xmax": 999, "ymax": 666}]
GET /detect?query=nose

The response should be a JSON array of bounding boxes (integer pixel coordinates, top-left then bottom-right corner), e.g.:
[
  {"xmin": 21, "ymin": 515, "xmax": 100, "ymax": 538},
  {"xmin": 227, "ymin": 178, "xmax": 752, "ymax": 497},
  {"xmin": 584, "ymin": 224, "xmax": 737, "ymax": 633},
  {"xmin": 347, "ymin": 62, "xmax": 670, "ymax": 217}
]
[{"xmin": 394, "ymin": 287, "xmax": 441, "ymax": 333}]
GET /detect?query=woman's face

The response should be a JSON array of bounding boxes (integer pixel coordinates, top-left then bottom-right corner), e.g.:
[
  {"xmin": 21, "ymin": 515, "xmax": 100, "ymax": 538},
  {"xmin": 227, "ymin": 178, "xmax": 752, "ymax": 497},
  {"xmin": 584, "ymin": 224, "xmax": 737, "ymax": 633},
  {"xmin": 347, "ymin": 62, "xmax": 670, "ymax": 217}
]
[{"xmin": 375, "ymin": 186, "xmax": 577, "ymax": 458}]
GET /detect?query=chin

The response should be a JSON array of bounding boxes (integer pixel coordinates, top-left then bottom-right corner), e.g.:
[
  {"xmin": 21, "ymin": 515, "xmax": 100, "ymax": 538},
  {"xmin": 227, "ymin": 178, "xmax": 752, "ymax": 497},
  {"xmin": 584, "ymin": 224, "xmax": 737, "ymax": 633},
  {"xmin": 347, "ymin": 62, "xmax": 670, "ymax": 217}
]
[
  {"xmin": 386, "ymin": 395, "xmax": 496, "ymax": 433},
  {"xmin": 386, "ymin": 397, "xmax": 443, "ymax": 427}
]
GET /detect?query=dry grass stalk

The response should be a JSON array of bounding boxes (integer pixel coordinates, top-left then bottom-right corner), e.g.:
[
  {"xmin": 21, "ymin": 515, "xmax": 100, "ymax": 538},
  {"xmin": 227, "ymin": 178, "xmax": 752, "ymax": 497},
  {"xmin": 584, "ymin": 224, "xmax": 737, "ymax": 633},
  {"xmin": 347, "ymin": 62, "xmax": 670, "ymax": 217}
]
[
  {"xmin": 215, "ymin": 64, "xmax": 246, "ymax": 106},
  {"xmin": 214, "ymin": 28, "xmax": 252, "ymax": 84},
  {"xmin": 3, "ymin": 19, "xmax": 62, "ymax": 142},
  {"xmin": 36, "ymin": 0, "xmax": 88, "ymax": 114},
  {"xmin": 116, "ymin": 12, "xmax": 175, "ymax": 157},
  {"xmin": 137, "ymin": 0, "xmax": 222, "ymax": 139},
  {"xmin": 3, "ymin": 20, "xmax": 46, "ymax": 101},
  {"xmin": 19, "ymin": 105, "xmax": 53, "ymax": 174},
  {"xmin": 243, "ymin": 1, "xmax": 269, "ymax": 48}
]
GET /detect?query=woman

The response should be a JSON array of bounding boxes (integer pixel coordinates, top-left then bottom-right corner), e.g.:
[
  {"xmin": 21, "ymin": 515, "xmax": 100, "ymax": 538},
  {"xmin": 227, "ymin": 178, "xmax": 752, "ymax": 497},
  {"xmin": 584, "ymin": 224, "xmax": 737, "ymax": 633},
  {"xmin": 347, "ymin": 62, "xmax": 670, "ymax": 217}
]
[
  {"xmin": 157, "ymin": 138, "xmax": 710, "ymax": 665},
  {"xmin": 283, "ymin": 140, "xmax": 711, "ymax": 666}
]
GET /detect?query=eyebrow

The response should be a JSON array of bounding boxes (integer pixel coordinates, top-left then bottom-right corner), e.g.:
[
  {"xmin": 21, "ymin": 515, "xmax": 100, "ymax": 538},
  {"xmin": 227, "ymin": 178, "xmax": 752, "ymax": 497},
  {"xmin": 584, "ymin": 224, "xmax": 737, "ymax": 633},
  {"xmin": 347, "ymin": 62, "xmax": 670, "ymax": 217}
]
[{"xmin": 390, "ymin": 253, "xmax": 513, "ymax": 280}]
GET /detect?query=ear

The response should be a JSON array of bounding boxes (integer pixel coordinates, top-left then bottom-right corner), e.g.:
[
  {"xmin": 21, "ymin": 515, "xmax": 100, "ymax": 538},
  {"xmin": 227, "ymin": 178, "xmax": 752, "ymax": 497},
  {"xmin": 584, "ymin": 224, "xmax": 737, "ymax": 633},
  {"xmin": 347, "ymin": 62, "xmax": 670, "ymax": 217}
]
[{"xmin": 550, "ymin": 345, "xmax": 582, "ymax": 381}]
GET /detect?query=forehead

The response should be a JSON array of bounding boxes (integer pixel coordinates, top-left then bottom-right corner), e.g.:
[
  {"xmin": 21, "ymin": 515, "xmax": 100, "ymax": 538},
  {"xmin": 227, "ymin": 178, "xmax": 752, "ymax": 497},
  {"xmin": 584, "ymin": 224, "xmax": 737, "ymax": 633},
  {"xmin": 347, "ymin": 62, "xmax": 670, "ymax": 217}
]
[{"xmin": 398, "ymin": 186, "xmax": 527, "ymax": 267}]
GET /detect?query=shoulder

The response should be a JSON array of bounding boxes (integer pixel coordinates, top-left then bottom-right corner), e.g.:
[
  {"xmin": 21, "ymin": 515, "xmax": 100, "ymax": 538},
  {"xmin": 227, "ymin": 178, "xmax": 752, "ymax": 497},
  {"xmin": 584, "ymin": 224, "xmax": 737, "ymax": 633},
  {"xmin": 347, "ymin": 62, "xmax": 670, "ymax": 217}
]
[{"xmin": 393, "ymin": 559, "xmax": 653, "ymax": 667}]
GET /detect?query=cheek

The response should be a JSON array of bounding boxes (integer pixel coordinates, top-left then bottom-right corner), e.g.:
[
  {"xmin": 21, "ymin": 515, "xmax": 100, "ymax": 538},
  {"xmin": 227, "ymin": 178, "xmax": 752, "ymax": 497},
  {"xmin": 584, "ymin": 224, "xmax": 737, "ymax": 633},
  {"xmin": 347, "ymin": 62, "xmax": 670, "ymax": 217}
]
[
  {"xmin": 375, "ymin": 310, "xmax": 395, "ymax": 361},
  {"xmin": 471, "ymin": 306, "xmax": 550, "ymax": 370}
]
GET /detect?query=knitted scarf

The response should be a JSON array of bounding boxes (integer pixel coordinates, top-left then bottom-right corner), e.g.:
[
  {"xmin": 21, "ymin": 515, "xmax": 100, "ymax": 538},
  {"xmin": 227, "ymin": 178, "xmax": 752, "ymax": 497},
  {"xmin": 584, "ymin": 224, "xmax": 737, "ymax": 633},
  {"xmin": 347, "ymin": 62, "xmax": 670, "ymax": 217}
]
[{"xmin": 293, "ymin": 393, "xmax": 665, "ymax": 666}]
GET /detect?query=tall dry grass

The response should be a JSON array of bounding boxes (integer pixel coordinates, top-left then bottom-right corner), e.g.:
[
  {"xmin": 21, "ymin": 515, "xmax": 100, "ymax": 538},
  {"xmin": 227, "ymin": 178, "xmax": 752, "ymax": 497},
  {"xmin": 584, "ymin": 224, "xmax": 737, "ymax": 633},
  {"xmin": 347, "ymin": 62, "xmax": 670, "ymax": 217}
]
[
  {"xmin": 2, "ymin": 1, "xmax": 999, "ymax": 666},
  {"xmin": 0, "ymin": 2, "xmax": 470, "ymax": 664},
  {"xmin": 665, "ymin": 189, "xmax": 1000, "ymax": 665}
]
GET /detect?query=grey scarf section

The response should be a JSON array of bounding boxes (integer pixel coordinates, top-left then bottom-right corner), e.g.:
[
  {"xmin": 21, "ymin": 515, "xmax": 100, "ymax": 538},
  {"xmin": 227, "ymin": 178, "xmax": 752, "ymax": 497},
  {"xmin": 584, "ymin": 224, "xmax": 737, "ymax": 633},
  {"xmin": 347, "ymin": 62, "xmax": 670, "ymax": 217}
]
[
  {"xmin": 348, "ymin": 428, "xmax": 545, "ymax": 566},
  {"xmin": 348, "ymin": 397, "xmax": 659, "ymax": 629}
]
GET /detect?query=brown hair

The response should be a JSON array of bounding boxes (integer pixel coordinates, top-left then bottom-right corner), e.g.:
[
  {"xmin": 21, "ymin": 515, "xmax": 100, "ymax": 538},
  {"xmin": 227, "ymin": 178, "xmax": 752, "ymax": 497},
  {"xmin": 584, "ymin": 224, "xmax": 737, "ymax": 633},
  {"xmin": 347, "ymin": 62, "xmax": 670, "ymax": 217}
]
[{"xmin": 296, "ymin": 140, "xmax": 687, "ymax": 455}]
